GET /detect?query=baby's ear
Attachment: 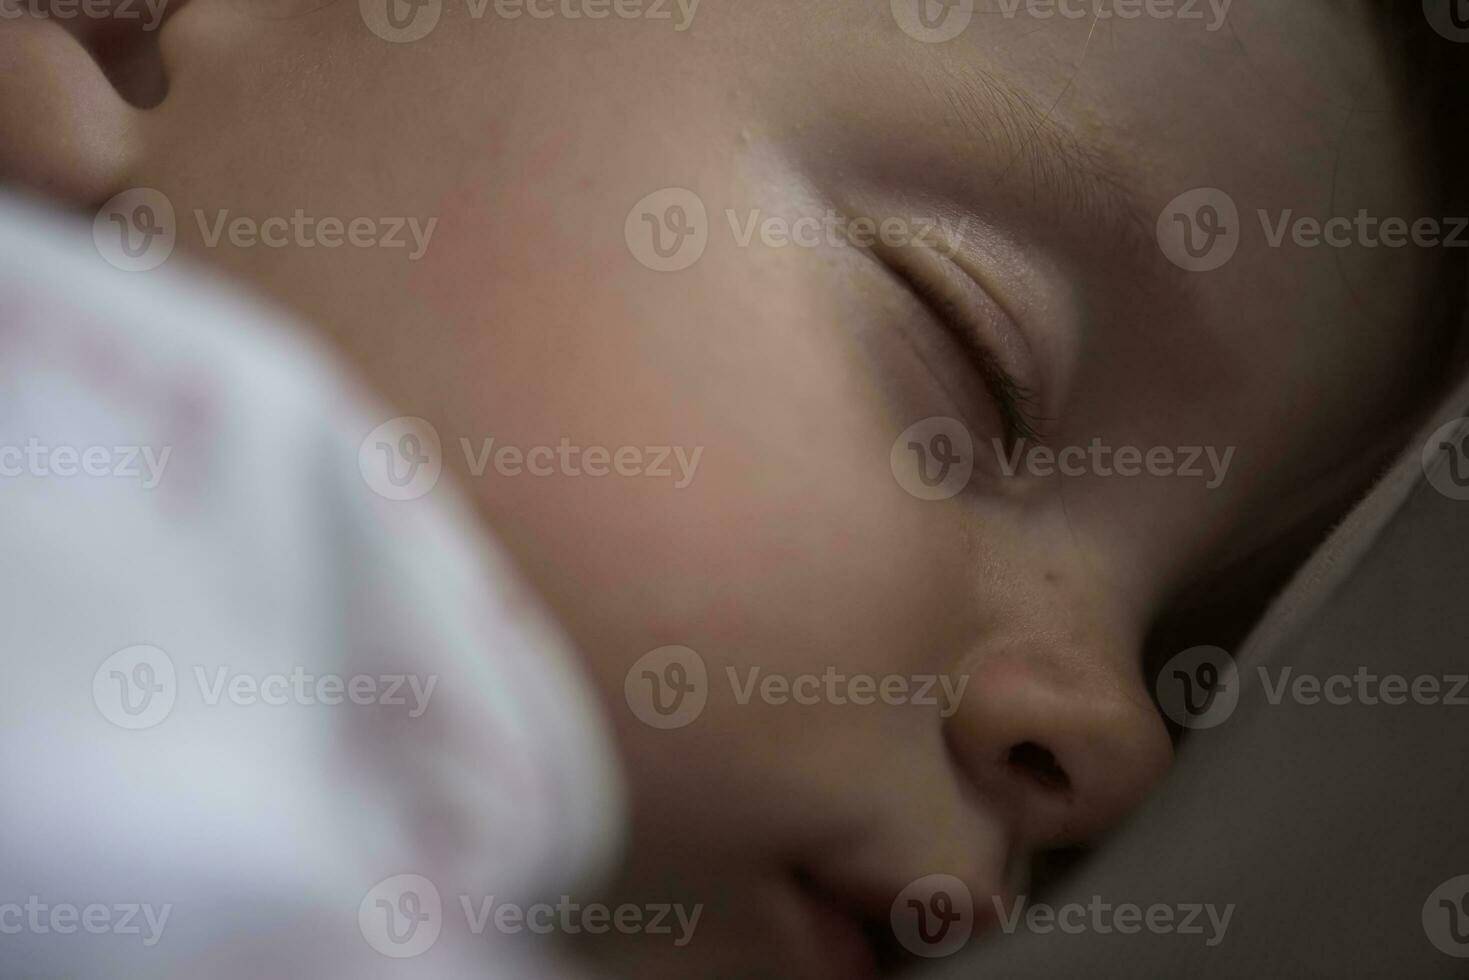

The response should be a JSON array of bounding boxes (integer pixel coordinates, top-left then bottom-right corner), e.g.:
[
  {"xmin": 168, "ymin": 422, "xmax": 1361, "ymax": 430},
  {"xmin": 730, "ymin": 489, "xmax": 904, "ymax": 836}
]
[{"xmin": 0, "ymin": 14, "xmax": 152, "ymax": 206}]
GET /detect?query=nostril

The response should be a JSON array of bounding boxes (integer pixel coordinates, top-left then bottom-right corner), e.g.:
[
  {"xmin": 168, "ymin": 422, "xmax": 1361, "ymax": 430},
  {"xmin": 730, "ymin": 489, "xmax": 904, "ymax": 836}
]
[
  {"xmin": 55, "ymin": 9, "xmax": 174, "ymax": 109},
  {"xmin": 88, "ymin": 29, "xmax": 170, "ymax": 109},
  {"xmin": 1006, "ymin": 741, "xmax": 1071, "ymax": 793}
]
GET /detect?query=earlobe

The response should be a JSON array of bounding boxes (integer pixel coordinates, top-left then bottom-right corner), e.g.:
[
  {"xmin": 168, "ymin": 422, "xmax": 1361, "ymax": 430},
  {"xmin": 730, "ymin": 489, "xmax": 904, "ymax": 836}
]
[{"xmin": 0, "ymin": 17, "xmax": 145, "ymax": 206}]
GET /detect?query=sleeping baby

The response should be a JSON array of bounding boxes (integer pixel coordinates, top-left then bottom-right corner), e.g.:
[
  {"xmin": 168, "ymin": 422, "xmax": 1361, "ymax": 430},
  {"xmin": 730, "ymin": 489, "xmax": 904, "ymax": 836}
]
[{"xmin": 0, "ymin": 0, "xmax": 1461, "ymax": 976}]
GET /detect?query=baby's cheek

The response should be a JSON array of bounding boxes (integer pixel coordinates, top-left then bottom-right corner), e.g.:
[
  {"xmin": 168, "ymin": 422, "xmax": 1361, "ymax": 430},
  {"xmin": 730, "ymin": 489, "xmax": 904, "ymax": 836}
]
[
  {"xmin": 394, "ymin": 113, "xmax": 978, "ymax": 756},
  {"xmin": 463, "ymin": 276, "xmax": 959, "ymax": 702}
]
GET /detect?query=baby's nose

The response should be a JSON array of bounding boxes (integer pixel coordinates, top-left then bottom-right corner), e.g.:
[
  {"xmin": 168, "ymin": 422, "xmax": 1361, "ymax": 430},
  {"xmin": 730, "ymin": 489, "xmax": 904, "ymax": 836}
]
[{"xmin": 942, "ymin": 638, "xmax": 1174, "ymax": 849}]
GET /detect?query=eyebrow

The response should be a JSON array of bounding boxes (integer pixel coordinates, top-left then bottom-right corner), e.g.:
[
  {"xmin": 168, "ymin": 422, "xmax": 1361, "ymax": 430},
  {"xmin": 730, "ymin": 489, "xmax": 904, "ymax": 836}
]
[{"xmin": 936, "ymin": 62, "xmax": 1162, "ymax": 267}]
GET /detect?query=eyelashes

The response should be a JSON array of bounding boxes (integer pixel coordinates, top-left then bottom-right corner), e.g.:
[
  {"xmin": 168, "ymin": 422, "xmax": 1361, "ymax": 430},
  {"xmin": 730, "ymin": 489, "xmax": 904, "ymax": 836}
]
[
  {"xmin": 952, "ymin": 313, "xmax": 1045, "ymax": 448},
  {"xmin": 891, "ymin": 259, "xmax": 1048, "ymax": 451}
]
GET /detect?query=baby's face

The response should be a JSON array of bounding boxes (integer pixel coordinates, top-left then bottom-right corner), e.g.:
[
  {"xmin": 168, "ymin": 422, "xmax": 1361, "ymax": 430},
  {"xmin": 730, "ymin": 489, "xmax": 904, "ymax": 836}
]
[{"xmin": 128, "ymin": 0, "xmax": 1432, "ymax": 974}]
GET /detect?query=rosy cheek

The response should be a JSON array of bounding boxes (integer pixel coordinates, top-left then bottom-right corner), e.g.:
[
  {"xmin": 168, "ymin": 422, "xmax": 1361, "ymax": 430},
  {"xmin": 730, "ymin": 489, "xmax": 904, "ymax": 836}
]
[{"xmin": 405, "ymin": 183, "xmax": 541, "ymax": 327}]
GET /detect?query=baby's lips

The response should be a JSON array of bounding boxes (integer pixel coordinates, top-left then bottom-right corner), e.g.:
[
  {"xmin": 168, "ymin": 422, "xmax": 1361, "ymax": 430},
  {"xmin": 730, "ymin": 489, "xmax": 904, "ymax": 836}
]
[
  {"xmin": 803, "ymin": 861, "xmax": 1008, "ymax": 966},
  {"xmin": 792, "ymin": 884, "xmax": 883, "ymax": 980}
]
